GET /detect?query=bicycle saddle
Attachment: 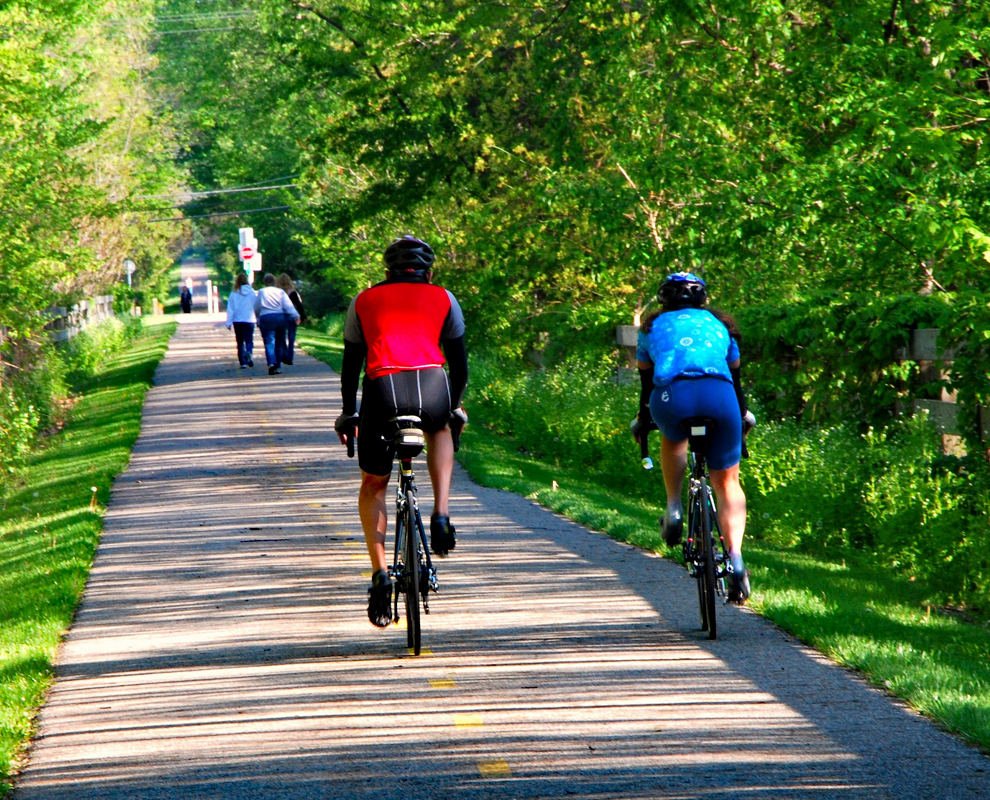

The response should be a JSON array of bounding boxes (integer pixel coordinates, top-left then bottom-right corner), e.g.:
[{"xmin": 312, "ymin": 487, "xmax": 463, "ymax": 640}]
[
  {"xmin": 391, "ymin": 415, "xmax": 425, "ymax": 458},
  {"xmin": 681, "ymin": 416, "xmax": 717, "ymax": 454}
]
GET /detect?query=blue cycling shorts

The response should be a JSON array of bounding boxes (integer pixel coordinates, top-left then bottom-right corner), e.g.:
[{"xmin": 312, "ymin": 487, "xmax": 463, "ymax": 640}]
[{"xmin": 649, "ymin": 376, "xmax": 742, "ymax": 470}]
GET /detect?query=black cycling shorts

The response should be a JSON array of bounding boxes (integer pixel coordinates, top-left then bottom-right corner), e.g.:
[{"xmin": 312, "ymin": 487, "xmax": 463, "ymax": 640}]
[{"xmin": 357, "ymin": 367, "xmax": 452, "ymax": 476}]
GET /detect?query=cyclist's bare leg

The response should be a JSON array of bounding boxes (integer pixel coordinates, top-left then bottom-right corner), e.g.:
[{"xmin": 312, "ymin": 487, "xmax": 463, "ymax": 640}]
[
  {"xmin": 425, "ymin": 426, "xmax": 454, "ymax": 518},
  {"xmin": 659, "ymin": 434, "xmax": 688, "ymax": 506},
  {"xmin": 358, "ymin": 470, "xmax": 390, "ymax": 573},
  {"xmin": 709, "ymin": 464, "xmax": 746, "ymax": 555}
]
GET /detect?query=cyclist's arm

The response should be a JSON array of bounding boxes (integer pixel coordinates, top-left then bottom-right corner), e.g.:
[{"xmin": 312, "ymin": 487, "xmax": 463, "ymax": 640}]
[
  {"xmin": 728, "ymin": 357, "xmax": 748, "ymax": 417},
  {"xmin": 340, "ymin": 339, "xmax": 366, "ymax": 415},
  {"xmin": 442, "ymin": 335, "xmax": 468, "ymax": 409},
  {"xmin": 439, "ymin": 291, "xmax": 467, "ymax": 409},
  {"xmin": 637, "ymin": 358, "xmax": 654, "ymax": 422},
  {"xmin": 341, "ymin": 298, "xmax": 366, "ymax": 415}
]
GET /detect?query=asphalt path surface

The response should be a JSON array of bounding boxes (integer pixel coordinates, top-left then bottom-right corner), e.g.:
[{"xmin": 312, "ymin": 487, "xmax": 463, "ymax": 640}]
[{"xmin": 14, "ymin": 316, "xmax": 990, "ymax": 799}]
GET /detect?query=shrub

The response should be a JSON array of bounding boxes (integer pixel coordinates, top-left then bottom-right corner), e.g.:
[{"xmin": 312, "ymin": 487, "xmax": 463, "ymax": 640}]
[
  {"xmin": 469, "ymin": 355, "xmax": 990, "ymax": 613},
  {"xmin": 63, "ymin": 317, "xmax": 141, "ymax": 385},
  {"xmin": 305, "ymin": 282, "xmax": 349, "ymax": 320}
]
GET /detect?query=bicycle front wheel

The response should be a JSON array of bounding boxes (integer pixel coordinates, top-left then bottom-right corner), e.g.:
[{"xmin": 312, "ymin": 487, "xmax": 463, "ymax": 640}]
[
  {"xmin": 404, "ymin": 489, "xmax": 422, "ymax": 655},
  {"xmin": 699, "ymin": 477, "xmax": 718, "ymax": 640}
]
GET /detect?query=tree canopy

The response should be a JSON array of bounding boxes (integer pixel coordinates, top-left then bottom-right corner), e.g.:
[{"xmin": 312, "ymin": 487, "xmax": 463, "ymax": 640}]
[{"xmin": 1, "ymin": 0, "xmax": 184, "ymax": 342}]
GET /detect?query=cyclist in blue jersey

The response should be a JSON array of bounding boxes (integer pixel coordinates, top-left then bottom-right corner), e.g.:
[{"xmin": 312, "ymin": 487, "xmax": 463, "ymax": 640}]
[{"xmin": 632, "ymin": 272, "xmax": 755, "ymax": 602}]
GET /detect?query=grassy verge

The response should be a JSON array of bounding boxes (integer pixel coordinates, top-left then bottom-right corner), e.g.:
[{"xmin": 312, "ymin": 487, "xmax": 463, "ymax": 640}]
[
  {"xmin": 0, "ymin": 319, "xmax": 176, "ymax": 796},
  {"xmin": 457, "ymin": 423, "xmax": 990, "ymax": 754},
  {"xmin": 296, "ymin": 315, "xmax": 344, "ymax": 372},
  {"xmin": 297, "ymin": 325, "xmax": 990, "ymax": 754}
]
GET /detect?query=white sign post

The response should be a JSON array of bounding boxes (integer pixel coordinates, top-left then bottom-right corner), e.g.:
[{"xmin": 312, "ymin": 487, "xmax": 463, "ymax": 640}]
[
  {"xmin": 124, "ymin": 259, "xmax": 136, "ymax": 287},
  {"xmin": 238, "ymin": 227, "xmax": 260, "ymax": 283}
]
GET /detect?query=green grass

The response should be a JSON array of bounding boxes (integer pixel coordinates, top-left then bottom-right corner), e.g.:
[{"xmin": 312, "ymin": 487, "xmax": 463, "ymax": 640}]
[
  {"xmin": 298, "ymin": 324, "xmax": 990, "ymax": 754},
  {"xmin": 0, "ymin": 320, "xmax": 176, "ymax": 796},
  {"xmin": 456, "ymin": 423, "xmax": 990, "ymax": 754},
  {"xmin": 296, "ymin": 316, "xmax": 344, "ymax": 372}
]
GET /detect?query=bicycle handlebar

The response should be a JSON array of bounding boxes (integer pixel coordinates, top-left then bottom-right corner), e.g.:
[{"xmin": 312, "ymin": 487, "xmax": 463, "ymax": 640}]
[{"xmin": 636, "ymin": 417, "xmax": 751, "ymax": 465}]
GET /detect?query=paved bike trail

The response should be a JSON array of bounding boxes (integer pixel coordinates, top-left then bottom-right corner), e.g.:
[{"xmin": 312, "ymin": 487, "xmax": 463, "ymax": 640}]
[{"xmin": 14, "ymin": 317, "xmax": 990, "ymax": 799}]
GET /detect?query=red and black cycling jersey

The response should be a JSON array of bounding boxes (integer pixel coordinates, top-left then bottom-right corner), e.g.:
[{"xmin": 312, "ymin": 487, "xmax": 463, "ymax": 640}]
[
  {"xmin": 343, "ymin": 278, "xmax": 465, "ymax": 379},
  {"xmin": 339, "ymin": 275, "xmax": 468, "ymax": 417}
]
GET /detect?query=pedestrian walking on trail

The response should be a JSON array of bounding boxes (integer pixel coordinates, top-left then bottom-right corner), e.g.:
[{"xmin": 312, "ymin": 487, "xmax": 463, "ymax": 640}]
[
  {"xmin": 334, "ymin": 235, "xmax": 468, "ymax": 628},
  {"xmin": 632, "ymin": 272, "xmax": 756, "ymax": 602},
  {"xmin": 180, "ymin": 283, "xmax": 193, "ymax": 314},
  {"xmin": 225, "ymin": 273, "xmax": 257, "ymax": 368},
  {"xmin": 276, "ymin": 273, "xmax": 306, "ymax": 366},
  {"xmin": 255, "ymin": 273, "xmax": 299, "ymax": 375}
]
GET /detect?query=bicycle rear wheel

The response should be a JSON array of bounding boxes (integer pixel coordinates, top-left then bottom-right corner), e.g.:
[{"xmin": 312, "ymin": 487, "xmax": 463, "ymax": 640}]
[
  {"xmin": 687, "ymin": 490, "xmax": 706, "ymax": 631},
  {"xmin": 699, "ymin": 477, "xmax": 717, "ymax": 640},
  {"xmin": 404, "ymin": 489, "xmax": 422, "ymax": 655}
]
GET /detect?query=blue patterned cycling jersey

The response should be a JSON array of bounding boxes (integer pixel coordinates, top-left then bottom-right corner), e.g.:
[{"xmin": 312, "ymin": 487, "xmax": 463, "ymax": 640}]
[{"xmin": 636, "ymin": 309, "xmax": 740, "ymax": 389}]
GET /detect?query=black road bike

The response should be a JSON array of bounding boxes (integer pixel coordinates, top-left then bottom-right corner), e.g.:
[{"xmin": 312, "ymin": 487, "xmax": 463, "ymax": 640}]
[
  {"xmin": 386, "ymin": 416, "xmax": 437, "ymax": 655},
  {"xmin": 681, "ymin": 418, "xmax": 731, "ymax": 640},
  {"xmin": 640, "ymin": 418, "xmax": 732, "ymax": 640}
]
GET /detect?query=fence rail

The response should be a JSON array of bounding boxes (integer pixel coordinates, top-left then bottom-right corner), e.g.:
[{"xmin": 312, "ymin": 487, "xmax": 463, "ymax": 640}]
[{"xmin": 44, "ymin": 296, "xmax": 115, "ymax": 342}]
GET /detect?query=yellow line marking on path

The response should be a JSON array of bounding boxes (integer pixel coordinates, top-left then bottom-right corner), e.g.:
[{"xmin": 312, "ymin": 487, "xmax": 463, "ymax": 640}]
[
  {"xmin": 307, "ymin": 503, "xmax": 325, "ymax": 508},
  {"xmin": 360, "ymin": 571, "xmax": 372, "ymax": 578},
  {"xmin": 344, "ymin": 541, "xmax": 363, "ymax": 547},
  {"xmin": 429, "ymin": 678, "xmax": 457, "ymax": 689},
  {"xmin": 408, "ymin": 648, "xmax": 434, "ymax": 656},
  {"xmin": 477, "ymin": 760, "xmax": 512, "ymax": 778},
  {"xmin": 394, "ymin": 617, "xmax": 406, "ymax": 629},
  {"xmin": 454, "ymin": 714, "xmax": 483, "ymax": 727},
  {"xmin": 284, "ymin": 489, "xmax": 298, "ymax": 494}
]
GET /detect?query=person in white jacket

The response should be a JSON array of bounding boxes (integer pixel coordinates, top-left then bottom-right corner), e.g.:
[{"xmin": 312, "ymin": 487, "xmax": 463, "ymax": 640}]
[
  {"xmin": 226, "ymin": 273, "xmax": 257, "ymax": 368},
  {"xmin": 254, "ymin": 273, "xmax": 300, "ymax": 375}
]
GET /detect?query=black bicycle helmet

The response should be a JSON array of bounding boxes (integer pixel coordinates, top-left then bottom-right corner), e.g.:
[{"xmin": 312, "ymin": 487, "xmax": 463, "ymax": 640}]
[
  {"xmin": 384, "ymin": 235, "xmax": 435, "ymax": 274},
  {"xmin": 658, "ymin": 271, "xmax": 707, "ymax": 310}
]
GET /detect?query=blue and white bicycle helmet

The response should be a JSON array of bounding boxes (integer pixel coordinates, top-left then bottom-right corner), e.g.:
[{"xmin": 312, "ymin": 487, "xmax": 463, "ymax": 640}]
[{"xmin": 658, "ymin": 271, "xmax": 707, "ymax": 310}]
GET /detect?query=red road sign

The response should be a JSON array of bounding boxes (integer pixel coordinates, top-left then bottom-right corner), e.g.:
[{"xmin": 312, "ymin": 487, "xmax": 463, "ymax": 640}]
[{"xmin": 239, "ymin": 245, "xmax": 255, "ymax": 260}]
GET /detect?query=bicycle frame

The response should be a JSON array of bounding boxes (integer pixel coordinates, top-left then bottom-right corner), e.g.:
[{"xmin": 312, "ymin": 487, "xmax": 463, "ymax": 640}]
[
  {"xmin": 389, "ymin": 446, "xmax": 438, "ymax": 655},
  {"xmin": 682, "ymin": 424, "xmax": 730, "ymax": 639}
]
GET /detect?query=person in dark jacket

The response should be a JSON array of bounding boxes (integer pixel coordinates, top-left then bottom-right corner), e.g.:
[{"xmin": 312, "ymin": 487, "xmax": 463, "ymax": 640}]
[
  {"xmin": 179, "ymin": 283, "xmax": 193, "ymax": 313},
  {"xmin": 276, "ymin": 274, "xmax": 306, "ymax": 365}
]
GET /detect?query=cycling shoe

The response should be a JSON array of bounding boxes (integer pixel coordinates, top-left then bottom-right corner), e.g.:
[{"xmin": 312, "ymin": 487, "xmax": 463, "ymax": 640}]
[
  {"xmin": 660, "ymin": 507, "xmax": 684, "ymax": 548},
  {"xmin": 430, "ymin": 515, "xmax": 456, "ymax": 556},
  {"xmin": 727, "ymin": 568, "xmax": 751, "ymax": 604},
  {"xmin": 367, "ymin": 569, "xmax": 393, "ymax": 627}
]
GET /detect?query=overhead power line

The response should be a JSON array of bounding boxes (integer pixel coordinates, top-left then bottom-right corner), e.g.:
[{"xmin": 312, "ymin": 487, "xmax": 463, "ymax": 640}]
[
  {"xmin": 136, "ymin": 183, "xmax": 298, "ymax": 200},
  {"xmin": 147, "ymin": 205, "xmax": 291, "ymax": 223},
  {"xmin": 155, "ymin": 26, "xmax": 242, "ymax": 35}
]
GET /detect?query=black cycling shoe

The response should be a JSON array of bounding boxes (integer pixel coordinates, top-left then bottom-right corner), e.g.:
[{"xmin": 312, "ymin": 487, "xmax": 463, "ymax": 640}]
[
  {"xmin": 726, "ymin": 568, "xmax": 751, "ymax": 604},
  {"xmin": 430, "ymin": 515, "xmax": 456, "ymax": 557},
  {"xmin": 367, "ymin": 569, "xmax": 393, "ymax": 627},
  {"xmin": 660, "ymin": 507, "xmax": 684, "ymax": 548}
]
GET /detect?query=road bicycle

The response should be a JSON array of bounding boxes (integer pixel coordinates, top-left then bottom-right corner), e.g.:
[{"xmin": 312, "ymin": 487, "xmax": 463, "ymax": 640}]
[
  {"xmin": 345, "ymin": 412, "xmax": 463, "ymax": 655},
  {"xmin": 641, "ymin": 418, "xmax": 732, "ymax": 640},
  {"xmin": 384, "ymin": 416, "xmax": 438, "ymax": 655}
]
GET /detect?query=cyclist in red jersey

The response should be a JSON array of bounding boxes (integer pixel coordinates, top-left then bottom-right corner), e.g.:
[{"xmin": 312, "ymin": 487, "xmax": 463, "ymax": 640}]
[{"xmin": 334, "ymin": 236, "xmax": 468, "ymax": 627}]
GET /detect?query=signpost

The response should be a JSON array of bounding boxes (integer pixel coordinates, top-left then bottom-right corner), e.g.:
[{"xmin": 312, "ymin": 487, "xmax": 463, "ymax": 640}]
[
  {"xmin": 238, "ymin": 227, "xmax": 261, "ymax": 282},
  {"xmin": 124, "ymin": 259, "xmax": 136, "ymax": 287}
]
